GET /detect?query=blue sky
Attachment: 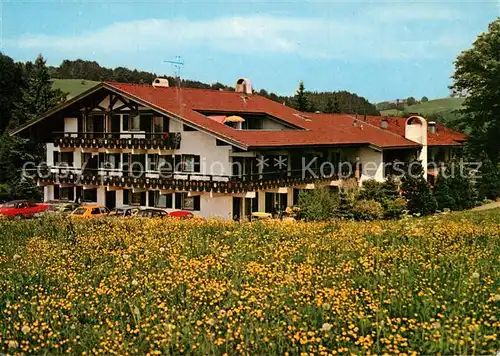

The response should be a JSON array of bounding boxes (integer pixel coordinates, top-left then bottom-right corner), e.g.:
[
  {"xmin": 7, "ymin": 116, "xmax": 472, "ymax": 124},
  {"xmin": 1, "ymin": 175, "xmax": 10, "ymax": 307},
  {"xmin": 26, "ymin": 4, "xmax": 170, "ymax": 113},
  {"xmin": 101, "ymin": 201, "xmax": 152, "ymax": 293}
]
[{"xmin": 1, "ymin": 1, "xmax": 498, "ymax": 102}]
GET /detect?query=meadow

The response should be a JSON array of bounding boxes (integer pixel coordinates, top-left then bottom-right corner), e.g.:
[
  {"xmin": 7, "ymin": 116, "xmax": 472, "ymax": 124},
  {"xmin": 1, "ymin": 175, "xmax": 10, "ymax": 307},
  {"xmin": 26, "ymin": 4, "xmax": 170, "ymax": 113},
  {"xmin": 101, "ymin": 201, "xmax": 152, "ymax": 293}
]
[{"xmin": 0, "ymin": 210, "xmax": 499, "ymax": 355}]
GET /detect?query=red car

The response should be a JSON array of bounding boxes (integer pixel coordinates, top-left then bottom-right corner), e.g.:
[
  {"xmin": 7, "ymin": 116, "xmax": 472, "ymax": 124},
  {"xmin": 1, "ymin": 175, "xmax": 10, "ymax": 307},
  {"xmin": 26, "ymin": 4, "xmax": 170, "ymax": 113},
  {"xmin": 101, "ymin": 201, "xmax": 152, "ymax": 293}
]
[
  {"xmin": 167, "ymin": 210, "xmax": 194, "ymax": 219},
  {"xmin": 0, "ymin": 200, "xmax": 50, "ymax": 218}
]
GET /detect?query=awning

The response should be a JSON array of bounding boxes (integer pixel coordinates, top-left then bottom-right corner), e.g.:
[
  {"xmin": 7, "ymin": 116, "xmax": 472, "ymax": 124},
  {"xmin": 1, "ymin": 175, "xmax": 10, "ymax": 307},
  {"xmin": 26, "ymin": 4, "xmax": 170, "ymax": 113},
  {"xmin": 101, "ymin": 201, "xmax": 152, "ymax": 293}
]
[{"xmin": 224, "ymin": 115, "xmax": 245, "ymax": 123}]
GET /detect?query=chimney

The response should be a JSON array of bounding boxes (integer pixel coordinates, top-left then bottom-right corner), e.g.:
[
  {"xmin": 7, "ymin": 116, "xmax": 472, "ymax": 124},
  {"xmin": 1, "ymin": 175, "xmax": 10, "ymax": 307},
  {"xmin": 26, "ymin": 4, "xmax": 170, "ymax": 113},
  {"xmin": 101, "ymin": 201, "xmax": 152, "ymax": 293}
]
[
  {"xmin": 152, "ymin": 78, "xmax": 169, "ymax": 88},
  {"xmin": 381, "ymin": 118, "xmax": 388, "ymax": 129},
  {"xmin": 428, "ymin": 121, "xmax": 436, "ymax": 134},
  {"xmin": 235, "ymin": 78, "xmax": 252, "ymax": 95}
]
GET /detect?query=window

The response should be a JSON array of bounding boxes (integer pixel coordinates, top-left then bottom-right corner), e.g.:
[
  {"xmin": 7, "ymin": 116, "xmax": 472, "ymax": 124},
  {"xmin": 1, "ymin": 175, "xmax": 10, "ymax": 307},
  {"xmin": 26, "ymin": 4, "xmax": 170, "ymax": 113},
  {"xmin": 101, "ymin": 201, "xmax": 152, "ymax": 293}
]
[
  {"xmin": 130, "ymin": 115, "xmax": 141, "ymax": 131},
  {"xmin": 182, "ymin": 194, "xmax": 194, "ymax": 210},
  {"xmin": 155, "ymin": 192, "xmax": 172, "ymax": 208},
  {"xmin": 182, "ymin": 155, "xmax": 195, "ymax": 172},
  {"xmin": 175, "ymin": 193, "xmax": 200, "ymax": 211},
  {"xmin": 147, "ymin": 154, "xmax": 159, "ymax": 172},
  {"xmin": 91, "ymin": 208, "xmax": 101, "ymax": 215},
  {"xmin": 174, "ymin": 155, "xmax": 200, "ymax": 172},
  {"xmin": 60, "ymin": 187, "xmax": 74, "ymax": 201},
  {"xmin": 53, "ymin": 152, "xmax": 74, "ymax": 166},
  {"xmin": 131, "ymin": 192, "xmax": 142, "ymax": 206}
]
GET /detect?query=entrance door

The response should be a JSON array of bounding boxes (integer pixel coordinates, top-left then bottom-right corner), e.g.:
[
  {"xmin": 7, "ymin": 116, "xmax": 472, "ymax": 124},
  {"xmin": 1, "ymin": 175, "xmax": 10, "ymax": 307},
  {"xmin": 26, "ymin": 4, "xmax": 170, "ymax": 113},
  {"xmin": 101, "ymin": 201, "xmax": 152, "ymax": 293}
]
[
  {"xmin": 105, "ymin": 190, "xmax": 116, "ymax": 209},
  {"xmin": 232, "ymin": 197, "xmax": 242, "ymax": 221}
]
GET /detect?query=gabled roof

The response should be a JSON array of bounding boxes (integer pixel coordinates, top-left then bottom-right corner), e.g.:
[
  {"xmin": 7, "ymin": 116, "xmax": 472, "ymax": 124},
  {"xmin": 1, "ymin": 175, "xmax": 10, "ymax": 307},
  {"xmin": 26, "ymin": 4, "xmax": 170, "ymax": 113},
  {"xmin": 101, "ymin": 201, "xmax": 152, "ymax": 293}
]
[{"xmin": 12, "ymin": 81, "xmax": 464, "ymax": 150}]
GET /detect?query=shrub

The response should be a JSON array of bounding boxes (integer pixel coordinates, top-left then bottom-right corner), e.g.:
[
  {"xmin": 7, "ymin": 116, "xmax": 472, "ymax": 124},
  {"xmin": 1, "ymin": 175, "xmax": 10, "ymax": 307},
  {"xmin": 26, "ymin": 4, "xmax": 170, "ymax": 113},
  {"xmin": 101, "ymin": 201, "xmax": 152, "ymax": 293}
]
[
  {"xmin": 434, "ymin": 167, "xmax": 476, "ymax": 211},
  {"xmin": 360, "ymin": 176, "xmax": 399, "ymax": 203},
  {"xmin": 353, "ymin": 199, "xmax": 384, "ymax": 221},
  {"xmin": 383, "ymin": 197, "xmax": 407, "ymax": 219},
  {"xmin": 401, "ymin": 161, "xmax": 437, "ymax": 216},
  {"xmin": 297, "ymin": 187, "xmax": 339, "ymax": 221}
]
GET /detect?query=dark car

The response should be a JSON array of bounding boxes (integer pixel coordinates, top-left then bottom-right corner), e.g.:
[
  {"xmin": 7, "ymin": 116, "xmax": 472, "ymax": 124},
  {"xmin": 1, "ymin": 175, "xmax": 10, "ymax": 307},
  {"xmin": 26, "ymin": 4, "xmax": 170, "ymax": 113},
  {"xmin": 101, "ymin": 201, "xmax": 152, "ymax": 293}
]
[
  {"xmin": 108, "ymin": 206, "xmax": 141, "ymax": 217},
  {"xmin": 136, "ymin": 208, "xmax": 168, "ymax": 218}
]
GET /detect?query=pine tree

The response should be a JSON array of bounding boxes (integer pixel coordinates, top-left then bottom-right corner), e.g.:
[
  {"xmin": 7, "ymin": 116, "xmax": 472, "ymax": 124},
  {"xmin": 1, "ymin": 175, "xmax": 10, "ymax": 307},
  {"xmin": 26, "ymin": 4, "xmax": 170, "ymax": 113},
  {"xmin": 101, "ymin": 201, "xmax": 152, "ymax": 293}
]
[
  {"xmin": 400, "ymin": 161, "xmax": 437, "ymax": 216},
  {"xmin": 294, "ymin": 81, "xmax": 309, "ymax": 112},
  {"xmin": 325, "ymin": 97, "xmax": 334, "ymax": 113},
  {"xmin": 12, "ymin": 54, "xmax": 66, "ymax": 127}
]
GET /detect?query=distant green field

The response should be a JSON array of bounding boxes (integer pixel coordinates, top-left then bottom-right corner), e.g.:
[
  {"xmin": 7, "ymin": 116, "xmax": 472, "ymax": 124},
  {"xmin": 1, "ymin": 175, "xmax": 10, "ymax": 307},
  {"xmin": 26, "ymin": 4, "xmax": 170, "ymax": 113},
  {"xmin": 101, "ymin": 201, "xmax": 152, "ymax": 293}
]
[
  {"xmin": 51, "ymin": 79, "xmax": 100, "ymax": 99},
  {"xmin": 380, "ymin": 97, "xmax": 464, "ymax": 118}
]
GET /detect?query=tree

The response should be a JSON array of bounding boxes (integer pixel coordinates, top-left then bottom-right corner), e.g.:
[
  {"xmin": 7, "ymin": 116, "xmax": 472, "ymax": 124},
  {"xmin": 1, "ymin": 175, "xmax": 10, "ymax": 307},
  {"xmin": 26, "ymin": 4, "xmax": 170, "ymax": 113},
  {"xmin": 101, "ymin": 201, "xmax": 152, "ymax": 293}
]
[
  {"xmin": 12, "ymin": 54, "xmax": 66, "ymax": 127},
  {"xmin": 451, "ymin": 19, "xmax": 500, "ymax": 163},
  {"xmin": 421, "ymin": 96, "xmax": 429, "ymax": 102},
  {"xmin": 406, "ymin": 96, "xmax": 417, "ymax": 106},
  {"xmin": 434, "ymin": 162, "xmax": 476, "ymax": 211},
  {"xmin": 476, "ymin": 154, "xmax": 500, "ymax": 200},
  {"xmin": 294, "ymin": 81, "xmax": 309, "ymax": 112},
  {"xmin": 0, "ymin": 53, "xmax": 24, "ymax": 134},
  {"xmin": 400, "ymin": 161, "xmax": 437, "ymax": 216}
]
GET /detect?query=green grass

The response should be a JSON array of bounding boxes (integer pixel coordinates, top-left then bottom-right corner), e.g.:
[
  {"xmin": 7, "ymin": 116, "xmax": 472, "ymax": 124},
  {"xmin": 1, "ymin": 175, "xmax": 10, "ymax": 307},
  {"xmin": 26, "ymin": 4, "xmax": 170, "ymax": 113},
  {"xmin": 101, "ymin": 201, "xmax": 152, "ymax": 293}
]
[
  {"xmin": 0, "ymin": 209, "xmax": 498, "ymax": 354},
  {"xmin": 381, "ymin": 97, "xmax": 465, "ymax": 119},
  {"xmin": 51, "ymin": 79, "xmax": 100, "ymax": 99}
]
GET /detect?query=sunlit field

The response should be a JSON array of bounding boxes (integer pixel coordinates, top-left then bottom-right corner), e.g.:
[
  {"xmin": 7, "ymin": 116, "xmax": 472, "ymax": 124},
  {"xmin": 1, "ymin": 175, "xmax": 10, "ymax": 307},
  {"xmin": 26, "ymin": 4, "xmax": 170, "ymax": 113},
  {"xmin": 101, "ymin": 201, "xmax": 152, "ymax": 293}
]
[{"xmin": 0, "ymin": 210, "xmax": 499, "ymax": 355}]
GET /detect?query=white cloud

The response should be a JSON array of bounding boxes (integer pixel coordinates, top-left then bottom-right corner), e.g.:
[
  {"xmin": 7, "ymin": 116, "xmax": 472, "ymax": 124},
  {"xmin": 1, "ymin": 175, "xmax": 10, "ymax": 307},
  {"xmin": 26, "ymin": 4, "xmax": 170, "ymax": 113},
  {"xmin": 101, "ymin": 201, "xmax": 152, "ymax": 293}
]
[
  {"xmin": 10, "ymin": 8, "xmax": 467, "ymax": 61},
  {"xmin": 371, "ymin": 3, "xmax": 460, "ymax": 22}
]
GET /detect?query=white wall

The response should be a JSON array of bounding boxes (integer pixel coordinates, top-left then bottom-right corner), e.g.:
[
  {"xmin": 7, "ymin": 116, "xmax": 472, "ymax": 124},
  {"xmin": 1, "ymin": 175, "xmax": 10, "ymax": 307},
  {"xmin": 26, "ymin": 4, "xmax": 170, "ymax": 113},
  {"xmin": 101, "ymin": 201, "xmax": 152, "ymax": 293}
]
[
  {"xmin": 44, "ymin": 186, "xmax": 54, "ymax": 202},
  {"xmin": 64, "ymin": 117, "xmax": 78, "ymax": 136},
  {"xmin": 262, "ymin": 119, "xmax": 291, "ymax": 130},
  {"xmin": 405, "ymin": 116, "xmax": 428, "ymax": 179},
  {"xmin": 96, "ymin": 187, "xmax": 106, "ymax": 205},
  {"xmin": 359, "ymin": 147, "xmax": 384, "ymax": 182}
]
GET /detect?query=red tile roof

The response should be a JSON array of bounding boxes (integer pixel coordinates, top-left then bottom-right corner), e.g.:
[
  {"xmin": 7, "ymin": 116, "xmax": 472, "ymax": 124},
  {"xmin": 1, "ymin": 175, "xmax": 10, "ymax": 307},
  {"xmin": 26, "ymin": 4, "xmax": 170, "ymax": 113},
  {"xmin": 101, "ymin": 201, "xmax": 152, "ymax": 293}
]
[
  {"xmin": 105, "ymin": 82, "xmax": 421, "ymax": 150},
  {"xmin": 363, "ymin": 115, "xmax": 467, "ymax": 146}
]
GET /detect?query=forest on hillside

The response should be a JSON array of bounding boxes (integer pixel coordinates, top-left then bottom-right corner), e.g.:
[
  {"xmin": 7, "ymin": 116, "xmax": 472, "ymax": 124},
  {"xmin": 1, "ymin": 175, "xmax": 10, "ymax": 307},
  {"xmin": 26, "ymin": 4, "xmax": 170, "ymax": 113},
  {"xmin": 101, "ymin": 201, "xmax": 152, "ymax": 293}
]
[{"xmin": 47, "ymin": 59, "xmax": 380, "ymax": 115}]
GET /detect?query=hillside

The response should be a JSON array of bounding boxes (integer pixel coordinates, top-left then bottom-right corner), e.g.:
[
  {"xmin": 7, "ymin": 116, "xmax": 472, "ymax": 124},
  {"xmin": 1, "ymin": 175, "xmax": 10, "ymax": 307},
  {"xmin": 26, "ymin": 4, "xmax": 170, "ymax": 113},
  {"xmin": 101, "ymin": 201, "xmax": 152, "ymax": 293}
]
[
  {"xmin": 52, "ymin": 79, "xmax": 100, "ymax": 98},
  {"xmin": 380, "ymin": 97, "xmax": 464, "ymax": 119}
]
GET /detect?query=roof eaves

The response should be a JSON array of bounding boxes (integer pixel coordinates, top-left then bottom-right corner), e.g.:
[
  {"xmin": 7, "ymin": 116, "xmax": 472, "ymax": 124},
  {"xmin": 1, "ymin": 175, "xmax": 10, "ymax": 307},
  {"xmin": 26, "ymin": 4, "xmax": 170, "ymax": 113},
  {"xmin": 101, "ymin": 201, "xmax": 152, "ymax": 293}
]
[
  {"xmin": 9, "ymin": 82, "xmax": 105, "ymax": 136},
  {"xmin": 103, "ymin": 83, "xmax": 249, "ymax": 150}
]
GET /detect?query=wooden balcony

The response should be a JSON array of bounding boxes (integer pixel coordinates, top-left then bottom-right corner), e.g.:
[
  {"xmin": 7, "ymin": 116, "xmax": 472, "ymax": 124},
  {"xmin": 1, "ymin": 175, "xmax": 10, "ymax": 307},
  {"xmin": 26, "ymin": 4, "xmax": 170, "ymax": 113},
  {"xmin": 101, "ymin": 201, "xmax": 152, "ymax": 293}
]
[
  {"xmin": 34, "ymin": 167, "xmax": 349, "ymax": 194},
  {"xmin": 53, "ymin": 132, "xmax": 181, "ymax": 150}
]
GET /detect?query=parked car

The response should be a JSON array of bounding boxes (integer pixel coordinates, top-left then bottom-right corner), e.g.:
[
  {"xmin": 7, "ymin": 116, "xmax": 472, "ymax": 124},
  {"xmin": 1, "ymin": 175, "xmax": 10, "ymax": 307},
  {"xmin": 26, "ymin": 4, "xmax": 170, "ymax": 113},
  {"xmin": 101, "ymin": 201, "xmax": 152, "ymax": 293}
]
[
  {"xmin": 0, "ymin": 200, "xmax": 50, "ymax": 219},
  {"xmin": 70, "ymin": 205, "xmax": 109, "ymax": 219},
  {"xmin": 136, "ymin": 208, "xmax": 168, "ymax": 218},
  {"xmin": 167, "ymin": 210, "xmax": 194, "ymax": 219},
  {"xmin": 108, "ymin": 206, "xmax": 141, "ymax": 217}
]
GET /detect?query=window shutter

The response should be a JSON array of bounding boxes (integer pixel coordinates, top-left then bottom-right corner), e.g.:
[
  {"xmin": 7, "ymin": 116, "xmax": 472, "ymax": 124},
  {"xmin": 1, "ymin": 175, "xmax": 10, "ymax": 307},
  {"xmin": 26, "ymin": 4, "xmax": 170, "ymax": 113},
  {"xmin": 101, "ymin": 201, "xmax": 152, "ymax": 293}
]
[
  {"xmin": 148, "ymin": 191, "xmax": 155, "ymax": 207},
  {"xmin": 98, "ymin": 153, "xmax": 105, "ymax": 168},
  {"xmin": 53, "ymin": 185, "xmax": 60, "ymax": 199},
  {"xmin": 166, "ymin": 193, "xmax": 173, "ymax": 208},
  {"xmin": 122, "ymin": 115, "xmax": 129, "ymax": 131},
  {"xmin": 175, "ymin": 193, "xmax": 182, "ymax": 209},
  {"xmin": 193, "ymin": 195, "xmax": 201, "ymax": 211},
  {"xmin": 194, "ymin": 156, "xmax": 201, "ymax": 173},
  {"xmin": 164, "ymin": 155, "xmax": 174, "ymax": 172},
  {"xmin": 174, "ymin": 155, "xmax": 182, "ymax": 172},
  {"xmin": 163, "ymin": 117, "xmax": 170, "ymax": 132},
  {"xmin": 123, "ymin": 189, "xmax": 129, "ymax": 205}
]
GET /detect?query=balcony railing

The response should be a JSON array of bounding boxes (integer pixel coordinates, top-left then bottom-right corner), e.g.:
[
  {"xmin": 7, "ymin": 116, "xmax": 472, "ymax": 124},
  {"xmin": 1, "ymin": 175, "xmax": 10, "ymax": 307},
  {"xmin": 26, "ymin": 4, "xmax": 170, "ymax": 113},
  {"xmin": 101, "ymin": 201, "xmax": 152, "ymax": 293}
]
[
  {"xmin": 33, "ymin": 166, "xmax": 355, "ymax": 194},
  {"xmin": 53, "ymin": 132, "xmax": 181, "ymax": 150}
]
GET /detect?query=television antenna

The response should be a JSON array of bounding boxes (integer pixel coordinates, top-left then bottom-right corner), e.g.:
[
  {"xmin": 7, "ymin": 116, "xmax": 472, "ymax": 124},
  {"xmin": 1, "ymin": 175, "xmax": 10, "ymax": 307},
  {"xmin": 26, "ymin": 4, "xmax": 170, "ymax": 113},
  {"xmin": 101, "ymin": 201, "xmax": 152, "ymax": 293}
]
[{"xmin": 164, "ymin": 56, "xmax": 184, "ymax": 87}]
